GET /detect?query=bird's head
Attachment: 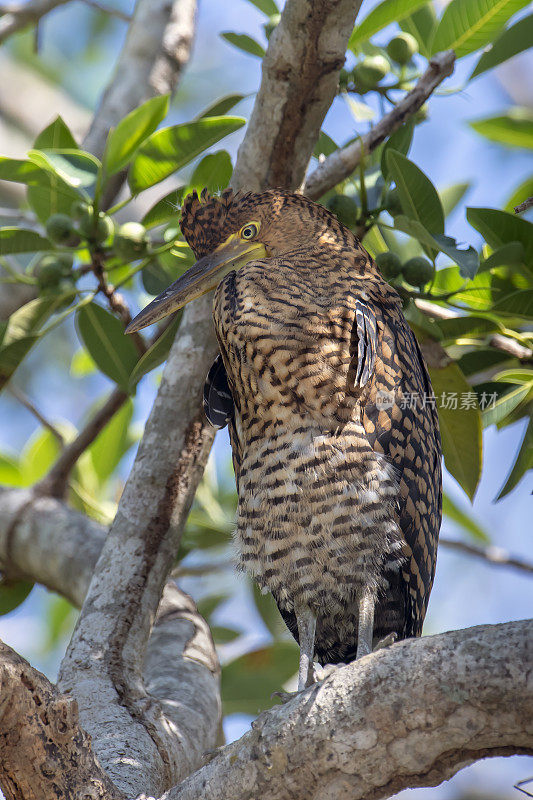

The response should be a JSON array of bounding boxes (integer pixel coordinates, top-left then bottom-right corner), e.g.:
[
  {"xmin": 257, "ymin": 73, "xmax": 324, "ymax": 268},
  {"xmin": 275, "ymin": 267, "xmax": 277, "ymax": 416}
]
[{"xmin": 126, "ymin": 188, "xmax": 354, "ymax": 333}]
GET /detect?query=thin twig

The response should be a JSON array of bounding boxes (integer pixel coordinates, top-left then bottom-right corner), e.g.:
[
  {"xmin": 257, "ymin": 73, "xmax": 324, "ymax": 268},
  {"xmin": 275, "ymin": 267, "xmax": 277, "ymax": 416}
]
[
  {"xmin": 415, "ymin": 298, "xmax": 533, "ymax": 361},
  {"xmin": 0, "ymin": 0, "xmax": 71, "ymax": 44},
  {"xmin": 35, "ymin": 386, "xmax": 128, "ymax": 499},
  {"xmin": 304, "ymin": 51, "xmax": 456, "ymax": 200},
  {"xmin": 440, "ymin": 537, "xmax": 533, "ymax": 576},
  {"xmin": 514, "ymin": 196, "xmax": 533, "ymax": 215},
  {"xmin": 8, "ymin": 385, "xmax": 65, "ymax": 444}
]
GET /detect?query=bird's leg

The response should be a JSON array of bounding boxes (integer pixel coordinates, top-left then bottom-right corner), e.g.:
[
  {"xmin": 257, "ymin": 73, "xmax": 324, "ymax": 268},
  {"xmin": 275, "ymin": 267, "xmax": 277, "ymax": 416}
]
[
  {"xmin": 296, "ymin": 605, "xmax": 317, "ymax": 691},
  {"xmin": 356, "ymin": 589, "xmax": 375, "ymax": 659}
]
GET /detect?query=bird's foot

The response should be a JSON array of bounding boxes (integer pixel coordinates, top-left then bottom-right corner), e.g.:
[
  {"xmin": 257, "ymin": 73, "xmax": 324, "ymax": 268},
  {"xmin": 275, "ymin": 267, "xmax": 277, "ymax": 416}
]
[
  {"xmin": 373, "ymin": 632, "xmax": 397, "ymax": 652},
  {"xmin": 313, "ymin": 662, "xmax": 346, "ymax": 682},
  {"xmin": 271, "ymin": 689, "xmax": 300, "ymax": 704}
]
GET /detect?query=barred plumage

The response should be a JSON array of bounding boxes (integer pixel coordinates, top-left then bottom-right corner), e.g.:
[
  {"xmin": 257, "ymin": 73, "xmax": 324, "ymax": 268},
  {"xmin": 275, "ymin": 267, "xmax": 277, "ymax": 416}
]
[{"xmin": 128, "ymin": 188, "xmax": 442, "ymax": 687}]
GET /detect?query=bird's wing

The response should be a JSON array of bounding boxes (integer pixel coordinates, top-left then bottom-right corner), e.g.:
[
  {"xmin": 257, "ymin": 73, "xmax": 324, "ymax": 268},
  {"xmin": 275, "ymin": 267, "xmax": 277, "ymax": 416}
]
[
  {"xmin": 354, "ymin": 298, "xmax": 377, "ymax": 388},
  {"xmin": 359, "ymin": 286, "xmax": 442, "ymax": 640},
  {"xmin": 203, "ymin": 354, "xmax": 242, "ymax": 489},
  {"xmin": 203, "ymin": 354, "xmax": 234, "ymax": 428}
]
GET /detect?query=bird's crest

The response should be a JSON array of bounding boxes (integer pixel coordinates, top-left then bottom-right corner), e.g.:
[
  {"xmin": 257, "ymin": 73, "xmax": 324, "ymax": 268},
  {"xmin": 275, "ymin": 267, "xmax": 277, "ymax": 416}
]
[{"xmin": 180, "ymin": 188, "xmax": 238, "ymax": 258}]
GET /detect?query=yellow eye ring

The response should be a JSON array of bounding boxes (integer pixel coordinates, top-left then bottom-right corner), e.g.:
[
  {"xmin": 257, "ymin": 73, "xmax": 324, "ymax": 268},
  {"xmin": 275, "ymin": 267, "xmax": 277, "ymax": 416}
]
[{"xmin": 240, "ymin": 223, "xmax": 259, "ymax": 240}]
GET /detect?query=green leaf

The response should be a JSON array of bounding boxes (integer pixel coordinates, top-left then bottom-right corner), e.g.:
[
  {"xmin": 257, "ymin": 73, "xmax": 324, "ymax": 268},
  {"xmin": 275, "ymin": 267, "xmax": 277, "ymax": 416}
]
[
  {"xmin": 0, "ymin": 336, "xmax": 39, "ymax": 390},
  {"xmin": 128, "ymin": 314, "xmax": 181, "ymax": 389},
  {"xmin": 29, "ymin": 149, "xmax": 100, "ymax": 188},
  {"xmin": 345, "ymin": 94, "xmax": 376, "ymax": 122},
  {"xmin": 471, "ymin": 13, "xmax": 533, "ymax": 77},
  {"xmin": 221, "ymin": 32, "xmax": 265, "ymax": 58},
  {"xmin": 88, "ymin": 397, "xmax": 134, "ymax": 484},
  {"xmin": 34, "ymin": 116, "xmax": 78, "ymax": 150},
  {"xmin": 436, "ymin": 315, "xmax": 500, "ymax": 341},
  {"xmin": 400, "ymin": 4, "xmax": 437, "ymax": 58},
  {"xmin": 349, "ymin": 0, "xmax": 428, "ymax": 49},
  {"xmin": 0, "ymin": 156, "xmax": 86, "ymax": 223},
  {"xmin": 0, "ymin": 157, "xmax": 44, "ymax": 185},
  {"xmin": 492, "ymin": 289, "xmax": 533, "ymax": 317},
  {"xmin": 21, "ymin": 427, "xmax": 63, "ymax": 483},
  {"xmin": 189, "ymin": 150, "xmax": 232, "ymax": 193},
  {"xmin": 0, "ymin": 579, "xmax": 33, "ymax": 615},
  {"xmin": 430, "ymin": 362, "xmax": 482, "ymax": 499},
  {"xmin": 442, "ymin": 491, "xmax": 489, "ymax": 541},
  {"xmin": 141, "ymin": 188, "xmax": 185, "ymax": 229},
  {"xmin": 439, "ymin": 182, "xmax": 470, "ymax": 218},
  {"xmin": 141, "ymin": 258, "xmax": 177, "ymax": 296},
  {"xmin": 386, "ymin": 150, "xmax": 444, "ymax": 234},
  {"xmin": 479, "ymin": 241, "xmax": 525, "ymax": 270},
  {"xmin": 222, "ymin": 642, "xmax": 299, "ymax": 715},
  {"xmin": 313, "ymin": 130, "xmax": 339, "ymax": 159},
  {"xmin": 212, "ymin": 626, "xmax": 241, "ymax": 644},
  {"xmin": 470, "ymin": 108, "xmax": 533, "ymax": 150},
  {"xmin": 456, "ymin": 347, "xmax": 512, "ymax": 377},
  {"xmin": 431, "ymin": 0, "xmax": 531, "ymax": 58},
  {"xmin": 252, "ymin": 582, "xmax": 287, "ymax": 639},
  {"xmin": 245, "ymin": 0, "xmax": 278, "ymax": 15},
  {"xmin": 497, "ymin": 417, "xmax": 533, "ymax": 498},
  {"xmin": 196, "ymin": 93, "xmax": 246, "ymax": 120},
  {"xmin": 381, "ymin": 120, "xmax": 415, "ymax": 180},
  {"xmin": 504, "ymin": 176, "xmax": 533, "ymax": 214},
  {"xmin": 494, "ymin": 368, "xmax": 533, "ymax": 385},
  {"xmin": 393, "ymin": 217, "xmax": 479, "ymax": 276},
  {"xmin": 104, "ymin": 95, "xmax": 170, "ymax": 175},
  {"xmin": 0, "ymin": 227, "xmax": 51, "ymax": 255},
  {"xmin": 482, "ymin": 381, "xmax": 531, "ymax": 426},
  {"xmin": 467, "ymin": 206, "xmax": 533, "ymax": 266},
  {"xmin": 76, "ymin": 302, "xmax": 138, "ymax": 391},
  {"xmin": 0, "ymin": 454, "xmax": 23, "ymax": 486},
  {"xmin": 128, "ymin": 116, "xmax": 245, "ymax": 193}
]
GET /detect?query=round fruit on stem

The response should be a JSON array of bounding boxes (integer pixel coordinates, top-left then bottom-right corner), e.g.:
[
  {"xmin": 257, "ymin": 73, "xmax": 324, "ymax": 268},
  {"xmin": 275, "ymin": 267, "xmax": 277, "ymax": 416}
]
[
  {"xmin": 386, "ymin": 33, "xmax": 418, "ymax": 66},
  {"xmin": 114, "ymin": 222, "xmax": 149, "ymax": 261},
  {"xmin": 375, "ymin": 251, "xmax": 402, "ymax": 280},
  {"xmin": 45, "ymin": 213, "xmax": 76, "ymax": 246},
  {"xmin": 402, "ymin": 256, "xmax": 433, "ymax": 288},
  {"xmin": 353, "ymin": 55, "xmax": 390, "ymax": 90}
]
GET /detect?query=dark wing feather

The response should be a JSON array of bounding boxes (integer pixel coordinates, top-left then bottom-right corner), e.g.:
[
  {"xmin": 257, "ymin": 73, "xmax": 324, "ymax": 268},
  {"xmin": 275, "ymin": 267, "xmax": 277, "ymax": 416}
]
[
  {"xmin": 203, "ymin": 354, "xmax": 234, "ymax": 429},
  {"xmin": 354, "ymin": 298, "xmax": 377, "ymax": 388}
]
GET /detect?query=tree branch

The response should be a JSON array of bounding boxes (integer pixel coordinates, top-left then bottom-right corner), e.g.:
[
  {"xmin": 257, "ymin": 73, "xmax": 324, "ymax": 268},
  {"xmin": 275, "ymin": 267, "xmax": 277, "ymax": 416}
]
[
  {"xmin": 0, "ymin": 0, "xmax": 70, "ymax": 44},
  {"xmin": 0, "ymin": 488, "xmax": 221, "ymax": 793},
  {"xmin": 83, "ymin": 0, "xmax": 197, "ymax": 161},
  {"xmin": 304, "ymin": 51, "xmax": 456, "ymax": 200},
  {"xmin": 514, "ymin": 196, "xmax": 533, "ymax": 214},
  {"xmin": 0, "ymin": 639, "xmax": 122, "ymax": 800},
  {"xmin": 57, "ymin": 0, "xmax": 365, "ymax": 794},
  {"xmin": 440, "ymin": 537, "xmax": 533, "ymax": 575},
  {"xmin": 415, "ymin": 298, "xmax": 533, "ymax": 361},
  {"xmin": 166, "ymin": 620, "xmax": 533, "ymax": 800}
]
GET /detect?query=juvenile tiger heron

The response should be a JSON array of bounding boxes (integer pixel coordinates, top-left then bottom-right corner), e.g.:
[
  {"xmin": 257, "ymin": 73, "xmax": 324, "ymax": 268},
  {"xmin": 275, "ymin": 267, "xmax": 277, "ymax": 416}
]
[{"xmin": 128, "ymin": 189, "xmax": 442, "ymax": 691}]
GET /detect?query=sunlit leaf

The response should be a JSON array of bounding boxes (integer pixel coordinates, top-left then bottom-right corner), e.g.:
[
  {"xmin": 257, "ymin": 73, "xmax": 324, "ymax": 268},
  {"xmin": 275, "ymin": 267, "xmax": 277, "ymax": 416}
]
[
  {"xmin": 349, "ymin": 0, "xmax": 428, "ymax": 49},
  {"xmin": 436, "ymin": 315, "xmax": 500, "ymax": 340},
  {"xmin": 245, "ymin": 0, "xmax": 278, "ymax": 15},
  {"xmin": 381, "ymin": 120, "xmax": 414, "ymax": 180},
  {"xmin": 21, "ymin": 426, "xmax": 63, "ymax": 483},
  {"xmin": 386, "ymin": 150, "xmax": 444, "ymax": 235},
  {"xmin": 104, "ymin": 95, "xmax": 170, "ymax": 175},
  {"xmin": 479, "ymin": 241, "xmax": 525, "ymax": 270},
  {"xmin": 76, "ymin": 302, "xmax": 138, "ymax": 391},
  {"xmin": 0, "ymin": 454, "xmax": 23, "ymax": 486},
  {"xmin": 189, "ymin": 150, "xmax": 232, "ymax": 193},
  {"xmin": 482, "ymin": 381, "xmax": 531, "ymax": 426},
  {"xmin": 431, "ymin": 0, "xmax": 530, "ymax": 58},
  {"xmin": 470, "ymin": 108, "xmax": 533, "ymax": 150},
  {"xmin": 221, "ymin": 32, "xmax": 265, "ymax": 58},
  {"xmin": 504, "ymin": 176, "xmax": 533, "ymax": 214},
  {"xmin": 34, "ymin": 116, "xmax": 78, "ymax": 150},
  {"xmin": 29, "ymin": 149, "xmax": 100, "ymax": 188},
  {"xmin": 439, "ymin": 182, "xmax": 470, "ymax": 218},
  {"xmin": 129, "ymin": 116, "xmax": 245, "ymax": 193},
  {"xmin": 141, "ymin": 188, "xmax": 185, "ymax": 229},
  {"xmin": 429, "ymin": 362, "xmax": 482, "ymax": 499},
  {"xmin": 456, "ymin": 347, "xmax": 512, "ymax": 377},
  {"xmin": 494, "ymin": 368, "xmax": 533, "ymax": 385},
  {"xmin": 313, "ymin": 130, "xmax": 338, "ymax": 159},
  {"xmin": 493, "ymin": 289, "xmax": 533, "ymax": 317},
  {"xmin": 345, "ymin": 94, "xmax": 376, "ymax": 122},
  {"xmin": 471, "ymin": 13, "xmax": 533, "ymax": 77},
  {"xmin": 393, "ymin": 216, "xmax": 479, "ymax": 276}
]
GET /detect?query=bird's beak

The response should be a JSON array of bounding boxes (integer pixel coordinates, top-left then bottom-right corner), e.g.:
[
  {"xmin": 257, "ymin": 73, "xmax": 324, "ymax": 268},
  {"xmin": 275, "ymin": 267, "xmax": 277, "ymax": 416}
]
[{"xmin": 126, "ymin": 236, "xmax": 266, "ymax": 333}]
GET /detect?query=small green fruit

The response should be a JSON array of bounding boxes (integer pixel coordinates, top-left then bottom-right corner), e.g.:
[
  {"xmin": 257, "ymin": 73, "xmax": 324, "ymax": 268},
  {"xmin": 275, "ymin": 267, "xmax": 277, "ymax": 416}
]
[
  {"xmin": 386, "ymin": 33, "xmax": 418, "ymax": 65},
  {"xmin": 45, "ymin": 213, "xmax": 75, "ymax": 245},
  {"xmin": 70, "ymin": 200, "xmax": 90, "ymax": 220},
  {"xmin": 385, "ymin": 188, "xmax": 402, "ymax": 217},
  {"xmin": 353, "ymin": 55, "xmax": 389, "ymax": 89},
  {"xmin": 36, "ymin": 258, "xmax": 64, "ymax": 288},
  {"xmin": 263, "ymin": 13, "xmax": 281, "ymax": 40},
  {"xmin": 402, "ymin": 256, "xmax": 433, "ymax": 287},
  {"xmin": 375, "ymin": 251, "xmax": 402, "ymax": 280},
  {"xmin": 95, "ymin": 213, "xmax": 114, "ymax": 244},
  {"xmin": 114, "ymin": 222, "xmax": 149, "ymax": 261},
  {"xmin": 326, "ymin": 194, "xmax": 359, "ymax": 228},
  {"xmin": 78, "ymin": 209, "xmax": 114, "ymax": 243}
]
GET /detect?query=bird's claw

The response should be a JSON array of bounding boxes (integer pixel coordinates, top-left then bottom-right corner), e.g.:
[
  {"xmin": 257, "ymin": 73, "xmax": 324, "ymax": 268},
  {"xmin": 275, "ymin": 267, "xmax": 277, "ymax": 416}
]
[
  {"xmin": 271, "ymin": 689, "xmax": 299, "ymax": 704},
  {"xmin": 373, "ymin": 632, "xmax": 397, "ymax": 651}
]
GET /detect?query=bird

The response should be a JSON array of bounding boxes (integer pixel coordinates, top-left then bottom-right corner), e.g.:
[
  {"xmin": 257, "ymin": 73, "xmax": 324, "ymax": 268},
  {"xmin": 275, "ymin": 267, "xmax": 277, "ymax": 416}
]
[{"xmin": 127, "ymin": 188, "xmax": 442, "ymax": 692}]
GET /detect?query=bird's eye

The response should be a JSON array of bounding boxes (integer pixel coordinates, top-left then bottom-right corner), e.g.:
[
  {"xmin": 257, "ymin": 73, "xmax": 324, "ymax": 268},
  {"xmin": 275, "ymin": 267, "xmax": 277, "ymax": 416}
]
[{"xmin": 240, "ymin": 223, "xmax": 258, "ymax": 240}]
